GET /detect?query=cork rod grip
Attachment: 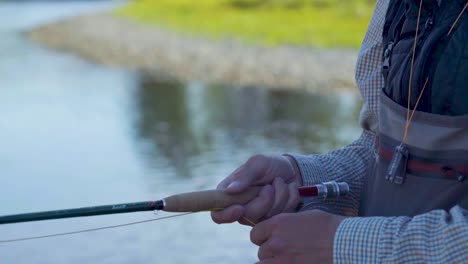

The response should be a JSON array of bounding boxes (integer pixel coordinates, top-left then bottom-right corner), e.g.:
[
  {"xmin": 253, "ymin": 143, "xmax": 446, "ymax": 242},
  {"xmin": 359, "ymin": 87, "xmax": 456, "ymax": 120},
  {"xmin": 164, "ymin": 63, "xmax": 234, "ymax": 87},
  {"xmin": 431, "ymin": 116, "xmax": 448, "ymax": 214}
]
[{"xmin": 162, "ymin": 187, "xmax": 262, "ymax": 212}]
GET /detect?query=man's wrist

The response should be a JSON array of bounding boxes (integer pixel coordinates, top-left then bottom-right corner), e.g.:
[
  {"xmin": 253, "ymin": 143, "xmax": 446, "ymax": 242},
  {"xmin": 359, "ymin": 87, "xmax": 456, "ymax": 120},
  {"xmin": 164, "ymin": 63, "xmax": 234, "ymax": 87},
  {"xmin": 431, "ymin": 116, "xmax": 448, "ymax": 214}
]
[{"xmin": 283, "ymin": 154, "xmax": 303, "ymax": 186}]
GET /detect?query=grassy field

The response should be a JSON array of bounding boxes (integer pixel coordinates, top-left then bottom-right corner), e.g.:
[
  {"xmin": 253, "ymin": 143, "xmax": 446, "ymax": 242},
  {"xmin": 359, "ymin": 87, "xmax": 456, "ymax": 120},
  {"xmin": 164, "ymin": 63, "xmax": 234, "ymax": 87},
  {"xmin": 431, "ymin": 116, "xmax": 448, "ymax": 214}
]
[{"xmin": 116, "ymin": 0, "xmax": 375, "ymax": 48}]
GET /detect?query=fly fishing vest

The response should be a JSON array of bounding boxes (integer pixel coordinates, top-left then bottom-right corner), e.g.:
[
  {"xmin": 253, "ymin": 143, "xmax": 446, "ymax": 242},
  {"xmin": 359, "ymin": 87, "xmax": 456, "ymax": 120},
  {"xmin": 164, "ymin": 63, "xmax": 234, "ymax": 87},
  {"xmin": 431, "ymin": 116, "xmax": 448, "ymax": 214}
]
[{"xmin": 360, "ymin": 0, "xmax": 468, "ymax": 217}]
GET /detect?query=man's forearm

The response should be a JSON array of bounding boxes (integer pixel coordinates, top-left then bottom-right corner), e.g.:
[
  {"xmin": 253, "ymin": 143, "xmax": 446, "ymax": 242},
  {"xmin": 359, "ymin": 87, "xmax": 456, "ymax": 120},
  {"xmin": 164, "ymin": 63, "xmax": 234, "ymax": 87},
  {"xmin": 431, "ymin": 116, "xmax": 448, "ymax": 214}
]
[{"xmin": 334, "ymin": 205, "xmax": 468, "ymax": 263}]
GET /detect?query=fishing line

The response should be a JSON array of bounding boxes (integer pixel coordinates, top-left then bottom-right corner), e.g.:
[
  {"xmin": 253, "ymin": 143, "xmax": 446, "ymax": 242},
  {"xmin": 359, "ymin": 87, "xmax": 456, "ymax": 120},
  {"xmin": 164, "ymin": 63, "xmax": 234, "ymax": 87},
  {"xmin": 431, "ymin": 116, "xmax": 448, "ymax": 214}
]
[
  {"xmin": 0, "ymin": 210, "xmax": 256, "ymax": 244},
  {"xmin": 0, "ymin": 212, "xmax": 196, "ymax": 244}
]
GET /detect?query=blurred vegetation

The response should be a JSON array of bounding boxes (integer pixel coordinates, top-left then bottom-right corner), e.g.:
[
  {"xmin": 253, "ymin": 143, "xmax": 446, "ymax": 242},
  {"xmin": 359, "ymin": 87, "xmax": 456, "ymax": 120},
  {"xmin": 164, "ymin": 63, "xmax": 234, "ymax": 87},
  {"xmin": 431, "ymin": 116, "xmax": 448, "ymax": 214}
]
[{"xmin": 116, "ymin": 0, "xmax": 375, "ymax": 48}]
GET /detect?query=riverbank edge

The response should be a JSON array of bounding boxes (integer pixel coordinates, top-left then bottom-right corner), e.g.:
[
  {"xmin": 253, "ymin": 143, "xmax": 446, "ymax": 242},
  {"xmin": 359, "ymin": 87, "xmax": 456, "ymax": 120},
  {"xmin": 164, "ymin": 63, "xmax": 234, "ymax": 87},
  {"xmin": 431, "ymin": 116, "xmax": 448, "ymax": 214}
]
[{"xmin": 27, "ymin": 12, "xmax": 359, "ymax": 93}]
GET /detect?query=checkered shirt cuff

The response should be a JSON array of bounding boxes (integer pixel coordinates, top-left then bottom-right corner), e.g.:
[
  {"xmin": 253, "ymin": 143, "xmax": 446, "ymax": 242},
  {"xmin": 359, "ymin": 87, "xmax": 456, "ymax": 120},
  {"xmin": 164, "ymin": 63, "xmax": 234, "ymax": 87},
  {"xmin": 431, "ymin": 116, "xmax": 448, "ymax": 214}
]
[
  {"xmin": 334, "ymin": 216, "xmax": 390, "ymax": 263},
  {"xmin": 288, "ymin": 154, "xmax": 326, "ymax": 187}
]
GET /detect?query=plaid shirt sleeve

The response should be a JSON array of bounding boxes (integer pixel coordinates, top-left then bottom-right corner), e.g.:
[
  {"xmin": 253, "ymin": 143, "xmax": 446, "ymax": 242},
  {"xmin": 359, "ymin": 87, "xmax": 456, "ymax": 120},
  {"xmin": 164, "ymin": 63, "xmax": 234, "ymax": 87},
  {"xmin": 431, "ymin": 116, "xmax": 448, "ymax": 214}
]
[
  {"xmin": 288, "ymin": 0, "xmax": 389, "ymax": 217},
  {"xmin": 334, "ymin": 206, "xmax": 468, "ymax": 263}
]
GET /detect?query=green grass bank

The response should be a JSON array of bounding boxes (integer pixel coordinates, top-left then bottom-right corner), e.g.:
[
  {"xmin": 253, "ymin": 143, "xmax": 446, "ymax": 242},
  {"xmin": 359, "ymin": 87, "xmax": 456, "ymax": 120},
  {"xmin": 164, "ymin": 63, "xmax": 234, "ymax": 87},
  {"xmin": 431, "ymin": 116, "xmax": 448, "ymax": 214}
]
[{"xmin": 116, "ymin": 0, "xmax": 375, "ymax": 48}]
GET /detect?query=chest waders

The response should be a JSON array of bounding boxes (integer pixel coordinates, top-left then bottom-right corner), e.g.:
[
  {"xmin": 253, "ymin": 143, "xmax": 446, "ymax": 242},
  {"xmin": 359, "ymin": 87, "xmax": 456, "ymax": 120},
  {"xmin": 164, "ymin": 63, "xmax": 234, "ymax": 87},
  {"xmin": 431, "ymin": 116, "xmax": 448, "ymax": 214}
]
[{"xmin": 360, "ymin": 0, "xmax": 468, "ymax": 217}]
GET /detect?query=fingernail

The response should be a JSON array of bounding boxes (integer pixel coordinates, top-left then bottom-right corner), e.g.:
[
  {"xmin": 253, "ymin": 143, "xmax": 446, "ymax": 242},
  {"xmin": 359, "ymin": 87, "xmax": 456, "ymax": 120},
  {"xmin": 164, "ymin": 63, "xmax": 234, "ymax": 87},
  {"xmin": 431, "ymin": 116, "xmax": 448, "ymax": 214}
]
[{"xmin": 227, "ymin": 181, "xmax": 242, "ymax": 190}]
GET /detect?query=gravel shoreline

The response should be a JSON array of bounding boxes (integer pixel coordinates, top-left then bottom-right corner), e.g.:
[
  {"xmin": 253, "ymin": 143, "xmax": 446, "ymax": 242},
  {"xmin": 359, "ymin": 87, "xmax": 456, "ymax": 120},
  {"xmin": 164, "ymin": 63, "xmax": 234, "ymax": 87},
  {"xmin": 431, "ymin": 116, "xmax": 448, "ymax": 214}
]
[{"xmin": 28, "ymin": 13, "xmax": 359, "ymax": 93}]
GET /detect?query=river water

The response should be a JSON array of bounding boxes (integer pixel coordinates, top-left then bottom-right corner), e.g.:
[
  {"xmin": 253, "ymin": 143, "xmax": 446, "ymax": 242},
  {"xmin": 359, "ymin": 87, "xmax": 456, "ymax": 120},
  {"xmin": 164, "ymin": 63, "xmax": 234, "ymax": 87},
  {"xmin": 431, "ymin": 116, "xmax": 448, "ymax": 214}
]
[{"xmin": 0, "ymin": 1, "xmax": 361, "ymax": 263}]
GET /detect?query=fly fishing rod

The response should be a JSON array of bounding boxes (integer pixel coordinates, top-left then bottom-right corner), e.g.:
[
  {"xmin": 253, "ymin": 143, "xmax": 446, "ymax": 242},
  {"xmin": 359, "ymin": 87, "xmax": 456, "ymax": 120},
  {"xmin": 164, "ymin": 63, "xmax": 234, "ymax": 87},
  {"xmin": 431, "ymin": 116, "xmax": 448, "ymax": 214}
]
[{"xmin": 0, "ymin": 181, "xmax": 349, "ymax": 225}]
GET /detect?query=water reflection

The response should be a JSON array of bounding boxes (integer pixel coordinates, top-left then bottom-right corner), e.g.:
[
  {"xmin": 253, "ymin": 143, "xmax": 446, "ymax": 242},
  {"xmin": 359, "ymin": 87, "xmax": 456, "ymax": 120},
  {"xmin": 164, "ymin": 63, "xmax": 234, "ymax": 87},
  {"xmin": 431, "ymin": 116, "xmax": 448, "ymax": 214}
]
[
  {"xmin": 133, "ymin": 76, "xmax": 362, "ymax": 179},
  {"xmin": 0, "ymin": 2, "xmax": 362, "ymax": 263},
  {"xmin": 134, "ymin": 78, "xmax": 201, "ymax": 178}
]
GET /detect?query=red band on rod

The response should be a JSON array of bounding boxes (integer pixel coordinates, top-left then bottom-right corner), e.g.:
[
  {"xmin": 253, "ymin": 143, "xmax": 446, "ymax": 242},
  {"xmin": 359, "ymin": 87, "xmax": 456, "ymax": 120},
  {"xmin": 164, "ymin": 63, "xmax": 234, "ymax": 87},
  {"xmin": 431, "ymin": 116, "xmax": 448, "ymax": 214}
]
[{"xmin": 298, "ymin": 186, "xmax": 319, "ymax": 197}]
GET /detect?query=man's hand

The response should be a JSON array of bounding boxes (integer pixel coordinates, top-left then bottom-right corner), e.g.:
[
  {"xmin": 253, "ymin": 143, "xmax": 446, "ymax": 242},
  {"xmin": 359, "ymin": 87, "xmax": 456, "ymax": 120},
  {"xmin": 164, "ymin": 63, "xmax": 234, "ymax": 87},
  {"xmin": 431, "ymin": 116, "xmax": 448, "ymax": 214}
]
[
  {"xmin": 211, "ymin": 154, "xmax": 302, "ymax": 225},
  {"xmin": 250, "ymin": 210, "xmax": 346, "ymax": 264}
]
